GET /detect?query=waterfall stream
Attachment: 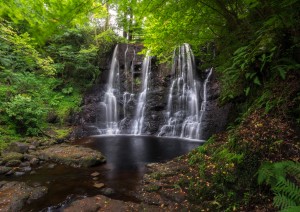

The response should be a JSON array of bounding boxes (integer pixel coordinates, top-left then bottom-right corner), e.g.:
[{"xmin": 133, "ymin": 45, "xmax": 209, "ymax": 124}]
[
  {"xmin": 131, "ymin": 55, "xmax": 152, "ymax": 135},
  {"xmin": 158, "ymin": 44, "xmax": 212, "ymax": 140},
  {"xmin": 97, "ymin": 44, "xmax": 213, "ymax": 140},
  {"xmin": 102, "ymin": 45, "xmax": 120, "ymax": 134}
]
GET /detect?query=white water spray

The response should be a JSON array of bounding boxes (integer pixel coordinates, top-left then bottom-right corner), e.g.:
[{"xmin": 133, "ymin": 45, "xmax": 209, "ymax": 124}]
[
  {"xmin": 158, "ymin": 44, "xmax": 212, "ymax": 140},
  {"xmin": 103, "ymin": 45, "xmax": 120, "ymax": 134},
  {"xmin": 131, "ymin": 55, "xmax": 151, "ymax": 135}
]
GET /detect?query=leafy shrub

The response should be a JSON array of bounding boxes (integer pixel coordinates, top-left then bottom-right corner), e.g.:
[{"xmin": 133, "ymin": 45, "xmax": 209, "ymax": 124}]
[
  {"xmin": 0, "ymin": 22, "xmax": 56, "ymax": 76},
  {"xmin": 4, "ymin": 94, "xmax": 47, "ymax": 135}
]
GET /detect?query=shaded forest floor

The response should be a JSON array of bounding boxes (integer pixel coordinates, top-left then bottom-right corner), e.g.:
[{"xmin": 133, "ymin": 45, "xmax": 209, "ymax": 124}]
[{"xmin": 130, "ymin": 108, "xmax": 299, "ymax": 211}]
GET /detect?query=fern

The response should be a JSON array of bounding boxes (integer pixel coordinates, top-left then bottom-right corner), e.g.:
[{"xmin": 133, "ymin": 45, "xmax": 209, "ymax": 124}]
[
  {"xmin": 280, "ymin": 206, "xmax": 300, "ymax": 212},
  {"xmin": 286, "ymin": 162, "xmax": 300, "ymax": 179},
  {"xmin": 257, "ymin": 161, "xmax": 300, "ymax": 211},
  {"xmin": 257, "ymin": 162, "xmax": 276, "ymax": 185},
  {"xmin": 273, "ymin": 194, "xmax": 296, "ymax": 210},
  {"xmin": 274, "ymin": 179, "xmax": 300, "ymax": 204}
]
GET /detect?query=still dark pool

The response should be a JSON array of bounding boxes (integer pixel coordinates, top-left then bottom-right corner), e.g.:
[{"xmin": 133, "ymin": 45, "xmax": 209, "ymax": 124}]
[{"xmin": 9, "ymin": 135, "xmax": 202, "ymax": 211}]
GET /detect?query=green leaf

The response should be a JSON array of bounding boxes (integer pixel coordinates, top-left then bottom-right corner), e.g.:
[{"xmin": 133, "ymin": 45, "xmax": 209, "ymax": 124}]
[
  {"xmin": 245, "ymin": 87, "xmax": 250, "ymax": 96},
  {"xmin": 253, "ymin": 76, "xmax": 261, "ymax": 85},
  {"xmin": 278, "ymin": 67, "xmax": 287, "ymax": 80}
]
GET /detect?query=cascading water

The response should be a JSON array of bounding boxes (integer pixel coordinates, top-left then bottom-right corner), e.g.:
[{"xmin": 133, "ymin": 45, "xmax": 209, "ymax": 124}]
[
  {"xmin": 131, "ymin": 55, "xmax": 152, "ymax": 135},
  {"xmin": 95, "ymin": 44, "xmax": 214, "ymax": 140},
  {"xmin": 158, "ymin": 44, "xmax": 212, "ymax": 140},
  {"xmin": 102, "ymin": 45, "xmax": 120, "ymax": 134},
  {"xmin": 197, "ymin": 67, "xmax": 213, "ymax": 139}
]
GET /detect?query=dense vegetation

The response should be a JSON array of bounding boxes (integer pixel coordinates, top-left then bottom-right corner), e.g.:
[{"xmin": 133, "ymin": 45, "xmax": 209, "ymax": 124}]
[
  {"xmin": 0, "ymin": 0, "xmax": 299, "ymax": 211},
  {"xmin": 0, "ymin": 1, "xmax": 121, "ymax": 146}
]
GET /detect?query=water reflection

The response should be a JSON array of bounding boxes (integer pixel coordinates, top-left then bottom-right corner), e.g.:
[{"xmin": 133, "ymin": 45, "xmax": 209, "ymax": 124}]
[{"xmin": 9, "ymin": 136, "xmax": 202, "ymax": 211}]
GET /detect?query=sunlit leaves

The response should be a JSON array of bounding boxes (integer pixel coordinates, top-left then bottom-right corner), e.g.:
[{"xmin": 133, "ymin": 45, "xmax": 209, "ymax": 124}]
[
  {"xmin": 0, "ymin": 22, "xmax": 56, "ymax": 75},
  {"xmin": 0, "ymin": 0, "xmax": 107, "ymax": 45}
]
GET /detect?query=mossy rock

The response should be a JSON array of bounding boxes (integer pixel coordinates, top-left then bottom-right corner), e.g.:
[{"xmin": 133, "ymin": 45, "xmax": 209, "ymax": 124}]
[
  {"xmin": 6, "ymin": 142, "xmax": 29, "ymax": 154},
  {"xmin": 2, "ymin": 152, "xmax": 23, "ymax": 162},
  {"xmin": 38, "ymin": 144, "xmax": 106, "ymax": 167}
]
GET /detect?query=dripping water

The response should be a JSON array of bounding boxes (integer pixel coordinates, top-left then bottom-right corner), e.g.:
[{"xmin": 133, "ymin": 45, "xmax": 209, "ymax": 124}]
[
  {"xmin": 158, "ymin": 44, "xmax": 212, "ymax": 140},
  {"xmin": 131, "ymin": 55, "xmax": 151, "ymax": 135},
  {"xmin": 102, "ymin": 45, "xmax": 120, "ymax": 134}
]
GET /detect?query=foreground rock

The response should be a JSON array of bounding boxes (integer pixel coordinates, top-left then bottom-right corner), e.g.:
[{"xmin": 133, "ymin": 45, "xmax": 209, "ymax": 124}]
[
  {"xmin": 5, "ymin": 142, "xmax": 30, "ymax": 154},
  {"xmin": 132, "ymin": 156, "xmax": 201, "ymax": 211},
  {"xmin": 63, "ymin": 195, "xmax": 163, "ymax": 212},
  {"xmin": 37, "ymin": 144, "xmax": 106, "ymax": 167},
  {"xmin": 0, "ymin": 181, "xmax": 47, "ymax": 212}
]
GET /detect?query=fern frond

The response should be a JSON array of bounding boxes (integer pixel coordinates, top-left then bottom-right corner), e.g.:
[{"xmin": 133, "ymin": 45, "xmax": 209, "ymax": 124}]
[
  {"xmin": 280, "ymin": 206, "xmax": 300, "ymax": 212},
  {"xmin": 257, "ymin": 161, "xmax": 300, "ymax": 210},
  {"xmin": 286, "ymin": 162, "xmax": 300, "ymax": 179},
  {"xmin": 274, "ymin": 179, "xmax": 300, "ymax": 204},
  {"xmin": 273, "ymin": 194, "xmax": 296, "ymax": 210},
  {"xmin": 257, "ymin": 162, "xmax": 274, "ymax": 185}
]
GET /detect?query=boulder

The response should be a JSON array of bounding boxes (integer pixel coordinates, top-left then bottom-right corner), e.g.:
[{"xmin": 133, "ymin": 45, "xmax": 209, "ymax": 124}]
[
  {"xmin": 0, "ymin": 181, "xmax": 47, "ymax": 211},
  {"xmin": 6, "ymin": 142, "xmax": 29, "ymax": 154},
  {"xmin": 5, "ymin": 159, "xmax": 21, "ymax": 167},
  {"xmin": 0, "ymin": 166, "xmax": 12, "ymax": 174},
  {"xmin": 37, "ymin": 144, "xmax": 106, "ymax": 167},
  {"xmin": 63, "ymin": 195, "xmax": 162, "ymax": 212},
  {"xmin": 2, "ymin": 152, "xmax": 23, "ymax": 162}
]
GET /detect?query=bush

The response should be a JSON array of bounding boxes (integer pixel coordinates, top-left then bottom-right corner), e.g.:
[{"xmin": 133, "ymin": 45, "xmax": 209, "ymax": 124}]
[{"xmin": 4, "ymin": 94, "xmax": 47, "ymax": 135}]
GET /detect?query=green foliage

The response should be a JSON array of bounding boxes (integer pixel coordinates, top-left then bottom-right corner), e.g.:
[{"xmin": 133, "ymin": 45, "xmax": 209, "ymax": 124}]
[
  {"xmin": 187, "ymin": 135, "xmax": 248, "ymax": 210},
  {"xmin": 0, "ymin": 21, "xmax": 56, "ymax": 76},
  {"xmin": 4, "ymin": 94, "xmax": 46, "ymax": 135},
  {"xmin": 96, "ymin": 29, "xmax": 124, "ymax": 53},
  {"xmin": 217, "ymin": 0, "xmax": 300, "ymax": 105},
  {"xmin": 46, "ymin": 27, "xmax": 121, "ymax": 86},
  {"xmin": 258, "ymin": 161, "xmax": 300, "ymax": 210},
  {"xmin": 0, "ymin": 0, "xmax": 107, "ymax": 45}
]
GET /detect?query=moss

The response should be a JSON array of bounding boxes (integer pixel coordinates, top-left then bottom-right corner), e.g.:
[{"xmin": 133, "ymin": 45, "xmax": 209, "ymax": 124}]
[
  {"xmin": 0, "ymin": 124, "xmax": 21, "ymax": 151},
  {"xmin": 2, "ymin": 152, "xmax": 23, "ymax": 162},
  {"xmin": 150, "ymin": 172, "xmax": 162, "ymax": 180},
  {"xmin": 145, "ymin": 184, "xmax": 161, "ymax": 192},
  {"xmin": 52, "ymin": 127, "xmax": 72, "ymax": 139}
]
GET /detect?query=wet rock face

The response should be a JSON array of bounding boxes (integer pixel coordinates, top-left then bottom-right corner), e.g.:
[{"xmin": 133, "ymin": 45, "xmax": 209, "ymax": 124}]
[
  {"xmin": 199, "ymin": 71, "xmax": 232, "ymax": 140},
  {"xmin": 142, "ymin": 60, "xmax": 169, "ymax": 135}
]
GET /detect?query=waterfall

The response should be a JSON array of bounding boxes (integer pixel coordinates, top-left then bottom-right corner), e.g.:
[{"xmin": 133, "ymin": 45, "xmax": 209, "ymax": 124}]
[
  {"xmin": 158, "ymin": 44, "xmax": 212, "ymax": 140},
  {"xmin": 131, "ymin": 55, "xmax": 152, "ymax": 135},
  {"xmin": 197, "ymin": 67, "xmax": 213, "ymax": 138},
  {"xmin": 103, "ymin": 45, "xmax": 120, "ymax": 134},
  {"xmin": 95, "ymin": 44, "xmax": 213, "ymax": 139}
]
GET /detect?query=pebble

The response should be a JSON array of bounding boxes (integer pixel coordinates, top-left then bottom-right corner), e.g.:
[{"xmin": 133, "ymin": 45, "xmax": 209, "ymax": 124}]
[
  {"xmin": 91, "ymin": 171, "xmax": 100, "ymax": 177},
  {"xmin": 29, "ymin": 158, "xmax": 39, "ymax": 166},
  {"xmin": 21, "ymin": 166, "xmax": 32, "ymax": 172},
  {"xmin": 100, "ymin": 188, "xmax": 115, "ymax": 195},
  {"xmin": 14, "ymin": 171, "xmax": 25, "ymax": 176},
  {"xmin": 19, "ymin": 161, "xmax": 30, "ymax": 167},
  {"xmin": 48, "ymin": 163, "xmax": 56, "ymax": 169},
  {"xmin": 93, "ymin": 183, "xmax": 104, "ymax": 188}
]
